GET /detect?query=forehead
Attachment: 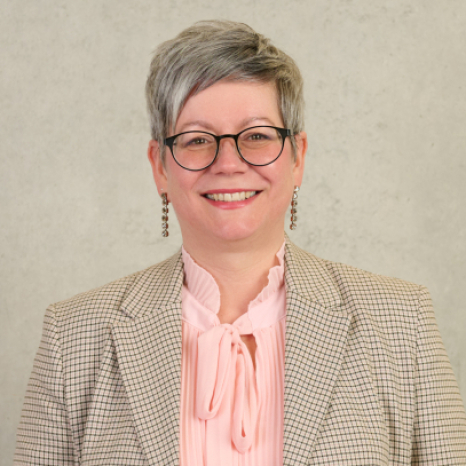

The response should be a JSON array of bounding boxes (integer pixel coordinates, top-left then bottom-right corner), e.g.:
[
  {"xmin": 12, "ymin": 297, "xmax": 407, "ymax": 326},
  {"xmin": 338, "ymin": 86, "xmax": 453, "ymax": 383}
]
[{"xmin": 174, "ymin": 80, "xmax": 282, "ymax": 133}]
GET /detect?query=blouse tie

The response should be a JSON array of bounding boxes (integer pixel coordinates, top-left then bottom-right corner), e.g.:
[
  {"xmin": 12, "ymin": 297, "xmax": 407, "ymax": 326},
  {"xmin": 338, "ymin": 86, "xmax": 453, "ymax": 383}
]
[{"xmin": 196, "ymin": 323, "xmax": 259, "ymax": 453}]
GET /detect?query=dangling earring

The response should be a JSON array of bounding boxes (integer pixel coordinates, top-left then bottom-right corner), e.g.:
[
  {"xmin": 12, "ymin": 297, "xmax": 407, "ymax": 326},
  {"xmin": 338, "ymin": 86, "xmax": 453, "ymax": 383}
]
[
  {"xmin": 161, "ymin": 192, "xmax": 169, "ymax": 237},
  {"xmin": 290, "ymin": 186, "xmax": 299, "ymax": 230}
]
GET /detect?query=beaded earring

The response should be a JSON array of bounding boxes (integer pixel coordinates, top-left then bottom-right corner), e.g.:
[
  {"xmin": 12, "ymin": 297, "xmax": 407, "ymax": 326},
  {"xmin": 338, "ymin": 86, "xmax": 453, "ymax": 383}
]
[
  {"xmin": 161, "ymin": 192, "xmax": 169, "ymax": 237},
  {"xmin": 290, "ymin": 186, "xmax": 299, "ymax": 230}
]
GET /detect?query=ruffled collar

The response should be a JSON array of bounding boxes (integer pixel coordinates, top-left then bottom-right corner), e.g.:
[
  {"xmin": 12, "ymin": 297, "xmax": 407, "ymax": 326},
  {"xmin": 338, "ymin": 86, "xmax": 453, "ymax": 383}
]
[{"xmin": 181, "ymin": 240, "xmax": 286, "ymax": 334}]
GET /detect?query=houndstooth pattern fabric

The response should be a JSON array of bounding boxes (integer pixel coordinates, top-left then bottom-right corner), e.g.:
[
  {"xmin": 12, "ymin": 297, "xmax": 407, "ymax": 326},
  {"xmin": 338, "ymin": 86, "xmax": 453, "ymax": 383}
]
[{"xmin": 15, "ymin": 238, "xmax": 466, "ymax": 465}]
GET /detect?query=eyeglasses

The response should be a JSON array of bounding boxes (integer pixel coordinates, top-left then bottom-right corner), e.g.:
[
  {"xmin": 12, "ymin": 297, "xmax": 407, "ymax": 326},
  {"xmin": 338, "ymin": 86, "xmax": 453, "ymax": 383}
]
[{"xmin": 164, "ymin": 126, "xmax": 292, "ymax": 171}]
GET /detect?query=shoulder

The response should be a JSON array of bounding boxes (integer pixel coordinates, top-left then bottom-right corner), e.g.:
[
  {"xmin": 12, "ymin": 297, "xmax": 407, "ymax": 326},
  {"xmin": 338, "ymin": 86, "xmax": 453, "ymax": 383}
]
[
  {"xmin": 286, "ymin": 241, "xmax": 430, "ymax": 372},
  {"xmin": 325, "ymin": 255, "xmax": 423, "ymax": 307},
  {"xmin": 285, "ymin": 239, "xmax": 425, "ymax": 319},
  {"xmin": 49, "ymin": 251, "xmax": 183, "ymax": 327}
]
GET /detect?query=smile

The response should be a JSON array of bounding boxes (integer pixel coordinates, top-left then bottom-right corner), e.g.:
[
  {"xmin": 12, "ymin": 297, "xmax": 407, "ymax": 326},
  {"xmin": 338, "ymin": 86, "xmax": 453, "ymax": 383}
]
[{"xmin": 204, "ymin": 191, "xmax": 258, "ymax": 202}]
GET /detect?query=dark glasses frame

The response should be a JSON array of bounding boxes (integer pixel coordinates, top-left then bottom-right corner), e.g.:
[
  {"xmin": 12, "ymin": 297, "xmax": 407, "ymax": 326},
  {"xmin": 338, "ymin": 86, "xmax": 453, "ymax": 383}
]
[{"xmin": 164, "ymin": 126, "xmax": 292, "ymax": 171}]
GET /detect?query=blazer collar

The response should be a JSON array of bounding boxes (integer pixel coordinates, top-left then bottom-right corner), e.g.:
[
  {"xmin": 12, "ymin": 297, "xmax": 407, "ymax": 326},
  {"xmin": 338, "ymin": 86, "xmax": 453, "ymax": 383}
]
[
  {"xmin": 283, "ymin": 235, "xmax": 341, "ymax": 308},
  {"xmin": 118, "ymin": 237, "xmax": 342, "ymax": 319},
  {"xmin": 119, "ymin": 252, "xmax": 184, "ymax": 319},
  {"xmin": 112, "ymin": 239, "xmax": 349, "ymax": 466}
]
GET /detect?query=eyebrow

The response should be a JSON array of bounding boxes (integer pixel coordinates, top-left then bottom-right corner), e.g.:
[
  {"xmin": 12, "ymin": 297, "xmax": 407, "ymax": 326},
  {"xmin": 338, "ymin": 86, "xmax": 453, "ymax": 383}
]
[
  {"xmin": 176, "ymin": 117, "xmax": 278, "ymax": 134},
  {"xmin": 177, "ymin": 120, "xmax": 216, "ymax": 133},
  {"xmin": 242, "ymin": 116, "xmax": 277, "ymax": 127}
]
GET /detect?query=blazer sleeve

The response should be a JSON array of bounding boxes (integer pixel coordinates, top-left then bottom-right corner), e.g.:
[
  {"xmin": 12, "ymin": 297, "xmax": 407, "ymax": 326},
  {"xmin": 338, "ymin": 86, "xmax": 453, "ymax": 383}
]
[
  {"xmin": 411, "ymin": 287, "xmax": 466, "ymax": 465},
  {"xmin": 14, "ymin": 306, "xmax": 76, "ymax": 465}
]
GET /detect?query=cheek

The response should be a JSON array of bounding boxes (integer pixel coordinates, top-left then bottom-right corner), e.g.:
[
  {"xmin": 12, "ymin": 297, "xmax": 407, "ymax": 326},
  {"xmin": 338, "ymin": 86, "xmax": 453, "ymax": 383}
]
[
  {"xmin": 165, "ymin": 169, "xmax": 203, "ymax": 219},
  {"xmin": 165, "ymin": 162, "xmax": 193, "ymax": 196},
  {"xmin": 260, "ymin": 157, "xmax": 295, "ymax": 193},
  {"xmin": 273, "ymin": 163, "xmax": 296, "ymax": 209}
]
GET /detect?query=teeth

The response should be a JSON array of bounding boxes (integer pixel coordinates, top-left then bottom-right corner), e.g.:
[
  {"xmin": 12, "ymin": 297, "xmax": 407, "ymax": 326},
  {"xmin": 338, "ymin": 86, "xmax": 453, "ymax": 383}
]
[{"xmin": 205, "ymin": 191, "xmax": 257, "ymax": 202}]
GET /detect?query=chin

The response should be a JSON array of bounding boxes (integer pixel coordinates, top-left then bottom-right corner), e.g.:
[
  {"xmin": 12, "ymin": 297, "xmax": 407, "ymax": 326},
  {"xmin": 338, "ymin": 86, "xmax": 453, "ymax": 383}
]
[
  {"xmin": 210, "ymin": 220, "xmax": 279, "ymax": 243},
  {"xmin": 213, "ymin": 228, "xmax": 256, "ymax": 242}
]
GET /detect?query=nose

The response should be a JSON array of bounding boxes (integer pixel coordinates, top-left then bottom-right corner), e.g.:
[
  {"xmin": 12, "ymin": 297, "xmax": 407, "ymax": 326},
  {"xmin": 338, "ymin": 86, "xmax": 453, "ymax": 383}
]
[{"xmin": 210, "ymin": 136, "xmax": 247, "ymax": 174}]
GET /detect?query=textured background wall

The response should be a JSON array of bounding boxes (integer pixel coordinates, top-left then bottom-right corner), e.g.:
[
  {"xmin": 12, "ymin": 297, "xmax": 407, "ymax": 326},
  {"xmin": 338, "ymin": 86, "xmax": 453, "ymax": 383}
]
[{"xmin": 1, "ymin": 0, "xmax": 465, "ymax": 463}]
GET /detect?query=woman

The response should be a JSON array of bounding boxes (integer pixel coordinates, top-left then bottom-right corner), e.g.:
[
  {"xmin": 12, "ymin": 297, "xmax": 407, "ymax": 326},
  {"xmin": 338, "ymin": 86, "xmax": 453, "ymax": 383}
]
[{"xmin": 15, "ymin": 20, "xmax": 466, "ymax": 465}]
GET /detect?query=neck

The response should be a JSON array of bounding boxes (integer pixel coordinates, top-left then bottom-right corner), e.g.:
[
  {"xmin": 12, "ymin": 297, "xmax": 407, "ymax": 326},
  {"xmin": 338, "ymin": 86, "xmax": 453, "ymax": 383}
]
[{"xmin": 182, "ymin": 231, "xmax": 285, "ymax": 324}]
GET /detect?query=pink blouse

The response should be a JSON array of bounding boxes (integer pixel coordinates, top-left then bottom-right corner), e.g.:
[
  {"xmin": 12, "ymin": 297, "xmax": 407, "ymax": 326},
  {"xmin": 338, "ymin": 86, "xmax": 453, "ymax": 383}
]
[{"xmin": 179, "ymin": 243, "xmax": 287, "ymax": 466}]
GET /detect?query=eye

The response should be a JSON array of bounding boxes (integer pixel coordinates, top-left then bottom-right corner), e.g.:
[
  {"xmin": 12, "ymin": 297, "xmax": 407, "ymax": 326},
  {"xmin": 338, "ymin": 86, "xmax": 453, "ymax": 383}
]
[
  {"xmin": 177, "ymin": 133, "xmax": 215, "ymax": 150},
  {"xmin": 187, "ymin": 137, "xmax": 209, "ymax": 145},
  {"xmin": 240, "ymin": 127, "xmax": 277, "ymax": 145},
  {"xmin": 248, "ymin": 132, "xmax": 269, "ymax": 141}
]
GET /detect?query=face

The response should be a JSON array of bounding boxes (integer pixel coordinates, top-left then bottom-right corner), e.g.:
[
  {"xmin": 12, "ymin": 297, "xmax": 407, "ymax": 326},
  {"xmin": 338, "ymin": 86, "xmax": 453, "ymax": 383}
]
[{"xmin": 148, "ymin": 80, "xmax": 307, "ymax": 249}]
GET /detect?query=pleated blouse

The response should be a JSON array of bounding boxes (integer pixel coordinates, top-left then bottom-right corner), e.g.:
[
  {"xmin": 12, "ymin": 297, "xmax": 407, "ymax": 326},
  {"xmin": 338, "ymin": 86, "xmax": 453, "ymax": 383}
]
[{"xmin": 179, "ymin": 243, "xmax": 286, "ymax": 466}]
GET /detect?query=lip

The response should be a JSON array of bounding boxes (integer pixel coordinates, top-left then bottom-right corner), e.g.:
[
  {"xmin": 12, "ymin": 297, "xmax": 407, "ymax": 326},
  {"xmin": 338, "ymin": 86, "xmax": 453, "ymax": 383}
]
[{"xmin": 201, "ymin": 189, "xmax": 261, "ymax": 210}]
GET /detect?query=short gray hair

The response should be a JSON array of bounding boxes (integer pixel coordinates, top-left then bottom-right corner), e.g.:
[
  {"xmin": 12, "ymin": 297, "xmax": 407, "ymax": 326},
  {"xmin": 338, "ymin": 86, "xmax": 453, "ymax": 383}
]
[{"xmin": 145, "ymin": 20, "xmax": 304, "ymax": 160}]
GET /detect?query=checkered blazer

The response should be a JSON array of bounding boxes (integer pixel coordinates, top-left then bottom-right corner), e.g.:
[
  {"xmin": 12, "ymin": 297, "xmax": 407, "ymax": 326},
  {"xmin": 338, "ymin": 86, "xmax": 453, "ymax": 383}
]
[{"xmin": 15, "ymin": 238, "xmax": 466, "ymax": 465}]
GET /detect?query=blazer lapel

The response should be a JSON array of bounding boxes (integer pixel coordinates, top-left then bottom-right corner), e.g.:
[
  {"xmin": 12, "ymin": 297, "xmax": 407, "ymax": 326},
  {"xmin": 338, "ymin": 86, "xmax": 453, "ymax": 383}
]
[
  {"xmin": 283, "ymin": 239, "xmax": 350, "ymax": 466},
  {"xmin": 111, "ymin": 253, "xmax": 184, "ymax": 466}
]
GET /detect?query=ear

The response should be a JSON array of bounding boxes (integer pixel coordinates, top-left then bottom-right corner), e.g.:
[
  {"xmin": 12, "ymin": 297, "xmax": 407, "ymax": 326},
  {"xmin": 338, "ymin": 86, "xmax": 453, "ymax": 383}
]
[
  {"xmin": 292, "ymin": 131, "xmax": 307, "ymax": 187},
  {"xmin": 147, "ymin": 140, "xmax": 167, "ymax": 196}
]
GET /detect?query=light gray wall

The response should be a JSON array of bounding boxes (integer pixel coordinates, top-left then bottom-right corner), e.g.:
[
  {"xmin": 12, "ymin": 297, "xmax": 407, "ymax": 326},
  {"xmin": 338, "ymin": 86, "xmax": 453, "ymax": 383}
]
[{"xmin": 1, "ymin": 1, "xmax": 465, "ymax": 463}]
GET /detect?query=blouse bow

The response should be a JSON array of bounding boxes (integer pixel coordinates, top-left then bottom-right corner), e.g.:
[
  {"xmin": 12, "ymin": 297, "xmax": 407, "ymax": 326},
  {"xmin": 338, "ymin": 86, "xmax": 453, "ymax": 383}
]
[{"xmin": 196, "ymin": 323, "xmax": 260, "ymax": 453}]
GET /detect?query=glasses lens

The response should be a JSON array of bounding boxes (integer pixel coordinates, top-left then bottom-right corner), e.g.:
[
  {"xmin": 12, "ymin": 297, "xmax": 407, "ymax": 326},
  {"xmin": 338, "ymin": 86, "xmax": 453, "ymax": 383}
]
[
  {"xmin": 238, "ymin": 126, "xmax": 284, "ymax": 165},
  {"xmin": 172, "ymin": 132, "xmax": 217, "ymax": 170}
]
